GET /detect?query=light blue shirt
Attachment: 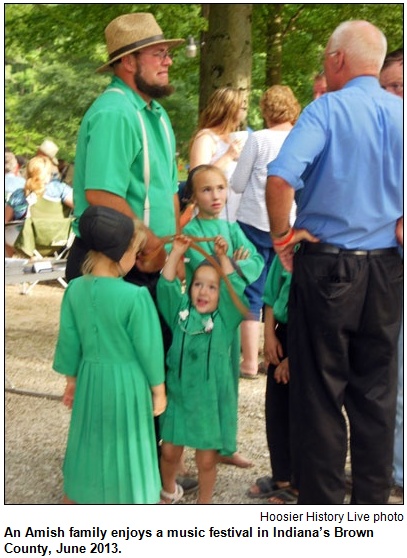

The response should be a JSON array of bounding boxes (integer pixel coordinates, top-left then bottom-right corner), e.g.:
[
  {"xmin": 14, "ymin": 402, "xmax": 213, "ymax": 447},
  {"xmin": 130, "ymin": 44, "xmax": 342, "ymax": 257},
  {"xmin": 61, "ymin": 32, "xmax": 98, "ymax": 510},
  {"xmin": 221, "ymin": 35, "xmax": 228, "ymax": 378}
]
[
  {"xmin": 5, "ymin": 173, "xmax": 25, "ymax": 202},
  {"xmin": 267, "ymin": 77, "xmax": 403, "ymax": 249}
]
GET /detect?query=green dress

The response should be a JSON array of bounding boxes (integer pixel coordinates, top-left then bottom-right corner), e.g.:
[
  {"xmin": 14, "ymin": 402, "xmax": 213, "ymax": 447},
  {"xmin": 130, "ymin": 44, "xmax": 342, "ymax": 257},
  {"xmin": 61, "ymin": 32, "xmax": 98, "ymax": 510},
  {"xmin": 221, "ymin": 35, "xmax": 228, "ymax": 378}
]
[
  {"xmin": 182, "ymin": 217, "xmax": 264, "ymax": 287},
  {"xmin": 157, "ymin": 272, "xmax": 246, "ymax": 455},
  {"xmin": 183, "ymin": 217, "xmax": 264, "ymax": 385},
  {"xmin": 53, "ymin": 276, "xmax": 165, "ymax": 504}
]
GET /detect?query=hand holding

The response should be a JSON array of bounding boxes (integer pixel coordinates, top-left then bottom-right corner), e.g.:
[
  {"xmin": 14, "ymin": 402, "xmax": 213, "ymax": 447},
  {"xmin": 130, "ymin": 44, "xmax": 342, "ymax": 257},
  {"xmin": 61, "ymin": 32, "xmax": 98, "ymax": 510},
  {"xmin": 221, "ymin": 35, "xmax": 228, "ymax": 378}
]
[
  {"xmin": 153, "ymin": 392, "xmax": 167, "ymax": 417},
  {"xmin": 62, "ymin": 378, "xmax": 76, "ymax": 409},
  {"xmin": 274, "ymin": 357, "xmax": 290, "ymax": 384},
  {"xmin": 214, "ymin": 235, "xmax": 229, "ymax": 258},
  {"xmin": 172, "ymin": 234, "xmax": 192, "ymax": 255},
  {"xmin": 228, "ymin": 140, "xmax": 243, "ymax": 161},
  {"xmin": 233, "ymin": 246, "xmax": 249, "ymax": 261},
  {"xmin": 274, "ymin": 228, "xmax": 319, "ymax": 272}
]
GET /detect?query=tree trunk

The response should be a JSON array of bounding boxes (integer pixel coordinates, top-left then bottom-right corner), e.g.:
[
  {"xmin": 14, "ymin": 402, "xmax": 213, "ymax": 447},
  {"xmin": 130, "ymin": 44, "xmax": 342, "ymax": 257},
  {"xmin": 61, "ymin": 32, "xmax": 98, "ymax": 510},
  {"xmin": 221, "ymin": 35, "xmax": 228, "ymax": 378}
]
[
  {"xmin": 265, "ymin": 4, "xmax": 283, "ymax": 86},
  {"xmin": 199, "ymin": 4, "xmax": 252, "ymax": 113}
]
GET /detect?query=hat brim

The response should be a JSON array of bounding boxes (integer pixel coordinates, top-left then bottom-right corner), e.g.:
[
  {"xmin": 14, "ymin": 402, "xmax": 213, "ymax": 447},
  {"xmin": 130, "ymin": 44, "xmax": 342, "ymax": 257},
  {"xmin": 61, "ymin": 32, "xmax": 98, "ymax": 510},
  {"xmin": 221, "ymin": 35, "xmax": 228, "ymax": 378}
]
[{"xmin": 96, "ymin": 38, "xmax": 185, "ymax": 73}]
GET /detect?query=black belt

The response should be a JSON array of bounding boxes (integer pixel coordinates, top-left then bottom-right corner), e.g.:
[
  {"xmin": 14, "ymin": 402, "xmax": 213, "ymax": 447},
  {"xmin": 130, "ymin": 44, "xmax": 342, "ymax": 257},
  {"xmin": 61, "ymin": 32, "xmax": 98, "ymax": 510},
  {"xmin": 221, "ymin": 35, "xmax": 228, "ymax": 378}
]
[{"xmin": 298, "ymin": 242, "xmax": 399, "ymax": 257}]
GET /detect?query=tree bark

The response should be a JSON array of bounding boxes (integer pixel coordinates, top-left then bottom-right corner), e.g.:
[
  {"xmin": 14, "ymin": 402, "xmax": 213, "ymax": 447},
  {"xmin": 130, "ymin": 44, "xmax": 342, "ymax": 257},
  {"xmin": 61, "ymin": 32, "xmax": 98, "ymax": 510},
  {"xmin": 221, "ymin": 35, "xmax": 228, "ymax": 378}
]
[
  {"xmin": 265, "ymin": 4, "xmax": 283, "ymax": 86},
  {"xmin": 199, "ymin": 4, "xmax": 252, "ymax": 113}
]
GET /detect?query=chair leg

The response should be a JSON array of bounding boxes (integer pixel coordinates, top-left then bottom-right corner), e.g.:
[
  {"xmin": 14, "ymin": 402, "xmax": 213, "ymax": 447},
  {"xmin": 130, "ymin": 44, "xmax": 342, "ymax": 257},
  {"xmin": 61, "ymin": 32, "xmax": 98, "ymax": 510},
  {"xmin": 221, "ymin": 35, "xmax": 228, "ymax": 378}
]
[{"xmin": 57, "ymin": 277, "xmax": 68, "ymax": 289}]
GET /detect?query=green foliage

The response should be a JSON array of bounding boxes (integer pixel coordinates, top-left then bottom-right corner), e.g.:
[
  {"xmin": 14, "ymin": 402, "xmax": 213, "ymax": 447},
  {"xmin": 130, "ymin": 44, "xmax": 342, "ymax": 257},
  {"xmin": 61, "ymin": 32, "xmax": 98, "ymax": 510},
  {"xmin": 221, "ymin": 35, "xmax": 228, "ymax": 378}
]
[{"xmin": 5, "ymin": 3, "xmax": 403, "ymax": 162}]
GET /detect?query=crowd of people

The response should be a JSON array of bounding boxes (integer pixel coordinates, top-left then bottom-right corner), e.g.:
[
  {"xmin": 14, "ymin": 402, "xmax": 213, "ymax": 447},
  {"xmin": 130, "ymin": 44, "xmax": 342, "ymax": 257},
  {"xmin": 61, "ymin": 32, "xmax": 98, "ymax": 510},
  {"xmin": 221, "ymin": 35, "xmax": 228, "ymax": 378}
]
[
  {"xmin": 5, "ymin": 139, "xmax": 73, "ymax": 257},
  {"xmin": 8, "ymin": 11, "xmax": 402, "ymax": 506}
]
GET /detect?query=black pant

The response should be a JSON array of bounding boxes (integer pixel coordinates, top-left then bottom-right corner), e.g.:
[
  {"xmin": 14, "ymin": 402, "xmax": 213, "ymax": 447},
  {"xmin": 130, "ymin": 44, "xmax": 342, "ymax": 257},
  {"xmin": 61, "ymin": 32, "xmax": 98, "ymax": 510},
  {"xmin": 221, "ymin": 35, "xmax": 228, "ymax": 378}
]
[
  {"xmin": 288, "ymin": 243, "xmax": 402, "ymax": 504},
  {"xmin": 265, "ymin": 323, "xmax": 292, "ymax": 483},
  {"xmin": 66, "ymin": 237, "xmax": 172, "ymax": 454}
]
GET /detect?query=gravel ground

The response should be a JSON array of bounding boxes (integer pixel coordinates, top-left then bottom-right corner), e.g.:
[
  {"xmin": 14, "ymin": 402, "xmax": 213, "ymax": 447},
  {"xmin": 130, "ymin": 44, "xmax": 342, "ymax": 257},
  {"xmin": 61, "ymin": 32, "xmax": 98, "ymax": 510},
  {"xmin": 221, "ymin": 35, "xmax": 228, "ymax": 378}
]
[
  {"xmin": 5, "ymin": 282, "xmax": 402, "ymax": 505},
  {"xmin": 5, "ymin": 282, "xmax": 272, "ymax": 505}
]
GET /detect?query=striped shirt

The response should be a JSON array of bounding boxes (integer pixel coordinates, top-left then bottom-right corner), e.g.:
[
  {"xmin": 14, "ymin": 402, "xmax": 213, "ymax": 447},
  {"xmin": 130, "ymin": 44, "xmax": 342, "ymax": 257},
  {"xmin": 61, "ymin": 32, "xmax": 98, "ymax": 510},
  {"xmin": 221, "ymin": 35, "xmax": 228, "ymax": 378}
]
[{"xmin": 230, "ymin": 129, "xmax": 290, "ymax": 231}]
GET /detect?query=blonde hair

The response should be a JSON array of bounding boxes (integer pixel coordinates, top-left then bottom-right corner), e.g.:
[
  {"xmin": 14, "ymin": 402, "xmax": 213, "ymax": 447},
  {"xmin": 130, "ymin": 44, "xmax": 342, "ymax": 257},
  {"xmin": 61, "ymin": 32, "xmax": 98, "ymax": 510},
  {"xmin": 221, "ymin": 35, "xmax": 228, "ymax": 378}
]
[
  {"xmin": 24, "ymin": 156, "xmax": 52, "ymax": 197},
  {"xmin": 81, "ymin": 219, "xmax": 147, "ymax": 275},
  {"xmin": 185, "ymin": 164, "xmax": 227, "ymax": 201},
  {"xmin": 260, "ymin": 85, "xmax": 301, "ymax": 126},
  {"xmin": 195, "ymin": 87, "xmax": 244, "ymax": 137}
]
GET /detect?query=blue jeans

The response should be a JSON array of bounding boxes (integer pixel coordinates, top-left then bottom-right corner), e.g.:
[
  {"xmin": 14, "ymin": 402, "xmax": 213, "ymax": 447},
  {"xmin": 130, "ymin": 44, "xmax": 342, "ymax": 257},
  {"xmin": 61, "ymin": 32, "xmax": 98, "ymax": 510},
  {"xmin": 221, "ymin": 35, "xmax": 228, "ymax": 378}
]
[{"xmin": 237, "ymin": 221, "xmax": 274, "ymax": 320}]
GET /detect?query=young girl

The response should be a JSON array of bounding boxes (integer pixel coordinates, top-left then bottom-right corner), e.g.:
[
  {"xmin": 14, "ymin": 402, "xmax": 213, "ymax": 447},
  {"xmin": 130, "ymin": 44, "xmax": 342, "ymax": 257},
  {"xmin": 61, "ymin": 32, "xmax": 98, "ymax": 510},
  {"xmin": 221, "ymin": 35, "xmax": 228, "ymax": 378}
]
[
  {"xmin": 157, "ymin": 234, "xmax": 248, "ymax": 504},
  {"xmin": 53, "ymin": 205, "xmax": 166, "ymax": 504},
  {"xmin": 182, "ymin": 164, "xmax": 264, "ymax": 469},
  {"xmin": 189, "ymin": 87, "xmax": 247, "ymax": 222},
  {"xmin": 182, "ymin": 164, "xmax": 264, "ymax": 304}
]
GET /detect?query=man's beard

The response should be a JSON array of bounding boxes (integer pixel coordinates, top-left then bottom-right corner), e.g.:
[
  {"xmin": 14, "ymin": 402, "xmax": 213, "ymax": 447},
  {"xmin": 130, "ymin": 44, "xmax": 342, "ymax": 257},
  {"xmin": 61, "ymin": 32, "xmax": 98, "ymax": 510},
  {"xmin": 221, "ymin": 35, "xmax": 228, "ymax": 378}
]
[{"xmin": 134, "ymin": 72, "xmax": 174, "ymax": 99}]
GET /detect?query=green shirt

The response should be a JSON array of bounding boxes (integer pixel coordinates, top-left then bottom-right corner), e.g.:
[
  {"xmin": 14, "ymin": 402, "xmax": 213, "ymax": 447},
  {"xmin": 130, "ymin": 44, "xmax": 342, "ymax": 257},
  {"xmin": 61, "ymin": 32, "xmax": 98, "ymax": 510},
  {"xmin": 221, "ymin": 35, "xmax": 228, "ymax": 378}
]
[
  {"xmin": 72, "ymin": 76, "xmax": 178, "ymax": 238},
  {"xmin": 262, "ymin": 256, "xmax": 292, "ymax": 324}
]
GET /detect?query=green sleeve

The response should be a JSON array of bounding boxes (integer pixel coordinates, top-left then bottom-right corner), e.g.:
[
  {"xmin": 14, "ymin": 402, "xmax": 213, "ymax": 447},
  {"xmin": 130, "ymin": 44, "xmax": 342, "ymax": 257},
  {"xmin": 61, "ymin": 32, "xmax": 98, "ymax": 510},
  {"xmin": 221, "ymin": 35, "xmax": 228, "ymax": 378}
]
[
  {"xmin": 53, "ymin": 284, "xmax": 82, "ymax": 377},
  {"xmin": 218, "ymin": 271, "xmax": 248, "ymax": 330},
  {"xmin": 84, "ymin": 107, "xmax": 142, "ymax": 196},
  {"xmin": 156, "ymin": 275, "xmax": 184, "ymax": 330},
  {"xmin": 229, "ymin": 222, "xmax": 265, "ymax": 284},
  {"xmin": 263, "ymin": 257, "xmax": 292, "ymax": 323},
  {"xmin": 128, "ymin": 287, "xmax": 165, "ymax": 387}
]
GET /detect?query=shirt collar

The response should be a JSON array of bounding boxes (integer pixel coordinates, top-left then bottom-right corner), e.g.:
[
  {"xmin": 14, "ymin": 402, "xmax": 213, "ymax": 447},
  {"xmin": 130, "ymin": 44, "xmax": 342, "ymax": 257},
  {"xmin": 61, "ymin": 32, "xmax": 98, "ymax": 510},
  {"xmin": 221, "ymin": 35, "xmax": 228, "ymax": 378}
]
[{"xmin": 343, "ymin": 75, "xmax": 381, "ymax": 92}]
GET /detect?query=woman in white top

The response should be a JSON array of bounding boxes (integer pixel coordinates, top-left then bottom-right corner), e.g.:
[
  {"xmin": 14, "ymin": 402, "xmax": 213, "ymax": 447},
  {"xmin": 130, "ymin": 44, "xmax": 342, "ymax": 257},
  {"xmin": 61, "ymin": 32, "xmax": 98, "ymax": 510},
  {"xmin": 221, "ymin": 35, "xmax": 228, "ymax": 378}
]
[
  {"xmin": 189, "ymin": 87, "xmax": 247, "ymax": 222},
  {"xmin": 230, "ymin": 85, "xmax": 301, "ymax": 378}
]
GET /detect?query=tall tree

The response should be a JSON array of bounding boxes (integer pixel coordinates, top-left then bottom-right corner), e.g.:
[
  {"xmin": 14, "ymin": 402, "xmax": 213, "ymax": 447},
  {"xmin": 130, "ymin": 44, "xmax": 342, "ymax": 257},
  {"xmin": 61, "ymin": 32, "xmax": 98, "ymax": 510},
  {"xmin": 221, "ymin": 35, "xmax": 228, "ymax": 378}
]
[{"xmin": 198, "ymin": 4, "xmax": 252, "ymax": 112}]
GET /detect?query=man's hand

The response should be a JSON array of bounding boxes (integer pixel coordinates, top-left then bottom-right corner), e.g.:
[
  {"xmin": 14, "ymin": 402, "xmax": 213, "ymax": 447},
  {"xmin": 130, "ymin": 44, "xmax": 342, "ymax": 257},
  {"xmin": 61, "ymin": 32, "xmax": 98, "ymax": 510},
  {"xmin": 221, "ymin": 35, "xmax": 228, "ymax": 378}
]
[
  {"xmin": 274, "ymin": 228, "xmax": 319, "ymax": 272},
  {"xmin": 136, "ymin": 231, "xmax": 167, "ymax": 272}
]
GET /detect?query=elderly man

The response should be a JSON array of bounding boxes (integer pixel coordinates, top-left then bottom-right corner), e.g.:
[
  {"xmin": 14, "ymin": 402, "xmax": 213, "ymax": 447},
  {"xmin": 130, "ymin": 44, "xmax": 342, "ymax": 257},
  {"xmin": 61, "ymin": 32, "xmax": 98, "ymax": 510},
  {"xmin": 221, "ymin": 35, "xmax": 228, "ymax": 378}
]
[
  {"xmin": 266, "ymin": 21, "xmax": 403, "ymax": 505},
  {"xmin": 66, "ymin": 12, "xmax": 184, "ymax": 289}
]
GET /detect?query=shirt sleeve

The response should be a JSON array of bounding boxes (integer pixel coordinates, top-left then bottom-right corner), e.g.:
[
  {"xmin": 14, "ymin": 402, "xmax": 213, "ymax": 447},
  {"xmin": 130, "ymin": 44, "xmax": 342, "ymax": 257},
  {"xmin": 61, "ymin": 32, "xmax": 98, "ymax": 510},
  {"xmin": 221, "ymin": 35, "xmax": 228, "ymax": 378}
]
[
  {"xmin": 267, "ymin": 101, "xmax": 328, "ymax": 190},
  {"xmin": 230, "ymin": 134, "xmax": 258, "ymax": 193},
  {"xmin": 127, "ymin": 287, "xmax": 165, "ymax": 387},
  {"xmin": 84, "ymin": 107, "xmax": 142, "ymax": 196},
  {"xmin": 156, "ymin": 275, "xmax": 184, "ymax": 330},
  {"xmin": 53, "ymin": 285, "xmax": 82, "ymax": 376},
  {"xmin": 218, "ymin": 271, "xmax": 247, "ymax": 329}
]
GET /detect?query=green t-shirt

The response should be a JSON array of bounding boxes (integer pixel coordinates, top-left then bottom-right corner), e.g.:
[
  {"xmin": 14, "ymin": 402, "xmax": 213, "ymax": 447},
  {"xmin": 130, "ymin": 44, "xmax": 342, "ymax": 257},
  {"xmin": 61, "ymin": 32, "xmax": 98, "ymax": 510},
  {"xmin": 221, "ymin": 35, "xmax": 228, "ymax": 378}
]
[
  {"xmin": 262, "ymin": 256, "xmax": 292, "ymax": 324},
  {"xmin": 72, "ymin": 76, "xmax": 178, "ymax": 238}
]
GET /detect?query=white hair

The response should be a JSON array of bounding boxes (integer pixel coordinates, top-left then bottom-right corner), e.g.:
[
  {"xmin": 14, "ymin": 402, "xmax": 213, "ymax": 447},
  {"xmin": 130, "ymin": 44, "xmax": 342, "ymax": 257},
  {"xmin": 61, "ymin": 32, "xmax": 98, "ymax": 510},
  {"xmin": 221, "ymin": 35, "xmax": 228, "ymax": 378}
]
[{"xmin": 329, "ymin": 20, "xmax": 387, "ymax": 74}]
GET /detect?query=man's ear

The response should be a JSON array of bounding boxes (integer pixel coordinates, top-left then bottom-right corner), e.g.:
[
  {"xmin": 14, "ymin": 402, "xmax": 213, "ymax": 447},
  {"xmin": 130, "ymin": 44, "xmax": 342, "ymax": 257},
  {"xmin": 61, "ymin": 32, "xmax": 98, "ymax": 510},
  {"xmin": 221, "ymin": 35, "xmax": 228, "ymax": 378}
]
[
  {"xmin": 334, "ymin": 50, "xmax": 345, "ymax": 72},
  {"xmin": 121, "ymin": 54, "xmax": 137, "ymax": 72}
]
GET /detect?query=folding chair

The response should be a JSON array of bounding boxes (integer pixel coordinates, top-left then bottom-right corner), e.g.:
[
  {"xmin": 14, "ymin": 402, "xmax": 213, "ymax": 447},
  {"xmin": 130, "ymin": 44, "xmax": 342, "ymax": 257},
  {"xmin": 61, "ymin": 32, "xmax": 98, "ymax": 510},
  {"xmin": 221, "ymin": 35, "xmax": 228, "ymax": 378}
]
[{"xmin": 12, "ymin": 198, "xmax": 74, "ymax": 293}]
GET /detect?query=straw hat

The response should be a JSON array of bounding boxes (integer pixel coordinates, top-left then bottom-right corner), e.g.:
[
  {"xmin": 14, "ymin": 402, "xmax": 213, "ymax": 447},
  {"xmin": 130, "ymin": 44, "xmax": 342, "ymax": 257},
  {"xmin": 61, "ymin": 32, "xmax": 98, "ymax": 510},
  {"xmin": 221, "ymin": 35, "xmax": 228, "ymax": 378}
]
[
  {"xmin": 38, "ymin": 139, "xmax": 59, "ymax": 165},
  {"xmin": 96, "ymin": 13, "xmax": 184, "ymax": 73}
]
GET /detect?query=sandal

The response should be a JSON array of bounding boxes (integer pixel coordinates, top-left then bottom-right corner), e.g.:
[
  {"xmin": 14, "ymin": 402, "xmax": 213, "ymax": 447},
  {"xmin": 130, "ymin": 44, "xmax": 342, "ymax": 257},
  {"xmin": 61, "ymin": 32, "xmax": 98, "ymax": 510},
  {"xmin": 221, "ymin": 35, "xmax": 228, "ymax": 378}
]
[
  {"xmin": 246, "ymin": 476, "xmax": 290, "ymax": 499},
  {"xmin": 176, "ymin": 475, "xmax": 199, "ymax": 495},
  {"xmin": 240, "ymin": 371, "xmax": 259, "ymax": 380},
  {"xmin": 160, "ymin": 483, "xmax": 184, "ymax": 504},
  {"xmin": 267, "ymin": 488, "xmax": 298, "ymax": 505}
]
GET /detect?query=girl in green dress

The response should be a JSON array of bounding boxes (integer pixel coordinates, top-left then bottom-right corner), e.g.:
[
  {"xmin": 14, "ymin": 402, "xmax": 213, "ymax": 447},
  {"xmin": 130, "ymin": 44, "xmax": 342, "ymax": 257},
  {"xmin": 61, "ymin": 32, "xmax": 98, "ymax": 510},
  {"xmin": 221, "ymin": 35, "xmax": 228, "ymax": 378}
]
[
  {"xmin": 182, "ymin": 165, "xmax": 264, "ymax": 470},
  {"xmin": 157, "ymin": 234, "xmax": 247, "ymax": 504},
  {"xmin": 53, "ymin": 206, "xmax": 166, "ymax": 504}
]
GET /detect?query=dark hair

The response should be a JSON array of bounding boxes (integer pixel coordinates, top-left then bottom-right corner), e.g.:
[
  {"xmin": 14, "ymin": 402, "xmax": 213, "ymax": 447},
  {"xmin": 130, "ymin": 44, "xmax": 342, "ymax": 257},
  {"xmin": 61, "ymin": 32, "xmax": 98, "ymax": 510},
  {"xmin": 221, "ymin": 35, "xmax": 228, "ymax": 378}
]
[{"xmin": 382, "ymin": 47, "xmax": 403, "ymax": 69}]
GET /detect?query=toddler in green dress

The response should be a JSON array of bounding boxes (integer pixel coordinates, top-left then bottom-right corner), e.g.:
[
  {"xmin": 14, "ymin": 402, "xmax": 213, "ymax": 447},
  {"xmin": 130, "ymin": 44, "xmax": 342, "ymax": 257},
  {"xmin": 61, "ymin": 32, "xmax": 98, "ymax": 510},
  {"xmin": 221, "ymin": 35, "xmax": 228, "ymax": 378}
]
[
  {"xmin": 182, "ymin": 164, "xmax": 264, "ymax": 470},
  {"xmin": 157, "ymin": 234, "xmax": 248, "ymax": 504},
  {"xmin": 53, "ymin": 206, "xmax": 166, "ymax": 504}
]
